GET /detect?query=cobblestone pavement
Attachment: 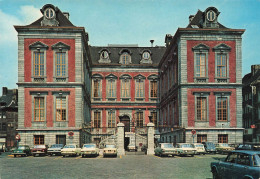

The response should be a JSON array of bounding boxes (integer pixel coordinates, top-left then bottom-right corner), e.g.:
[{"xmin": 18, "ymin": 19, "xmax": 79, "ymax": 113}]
[{"xmin": 0, "ymin": 152, "xmax": 226, "ymax": 179}]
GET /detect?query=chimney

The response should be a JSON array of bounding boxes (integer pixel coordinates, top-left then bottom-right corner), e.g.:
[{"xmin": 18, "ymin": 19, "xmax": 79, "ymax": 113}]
[
  {"xmin": 63, "ymin": 12, "xmax": 70, "ymax": 19},
  {"xmin": 150, "ymin": 40, "xmax": 154, "ymax": 47},
  {"xmin": 251, "ymin": 65, "xmax": 260, "ymax": 76},
  {"xmin": 165, "ymin": 34, "xmax": 172, "ymax": 47},
  {"xmin": 189, "ymin": 15, "xmax": 194, "ymax": 23},
  {"xmin": 2, "ymin": 87, "xmax": 7, "ymax": 96}
]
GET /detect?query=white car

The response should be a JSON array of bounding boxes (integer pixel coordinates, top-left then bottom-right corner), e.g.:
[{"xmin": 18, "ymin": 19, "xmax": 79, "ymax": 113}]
[
  {"xmin": 61, "ymin": 144, "xmax": 81, "ymax": 157},
  {"xmin": 81, "ymin": 143, "xmax": 99, "ymax": 157},
  {"xmin": 191, "ymin": 143, "xmax": 206, "ymax": 155},
  {"xmin": 154, "ymin": 143, "xmax": 178, "ymax": 157},
  {"xmin": 127, "ymin": 144, "xmax": 137, "ymax": 152},
  {"xmin": 176, "ymin": 143, "xmax": 197, "ymax": 156},
  {"xmin": 103, "ymin": 144, "xmax": 117, "ymax": 157}
]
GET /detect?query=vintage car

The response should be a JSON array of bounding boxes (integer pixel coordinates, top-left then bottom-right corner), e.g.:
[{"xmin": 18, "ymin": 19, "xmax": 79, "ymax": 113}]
[
  {"xmin": 127, "ymin": 144, "xmax": 137, "ymax": 152},
  {"xmin": 215, "ymin": 143, "xmax": 234, "ymax": 154},
  {"xmin": 175, "ymin": 143, "xmax": 197, "ymax": 156},
  {"xmin": 236, "ymin": 143, "xmax": 260, "ymax": 151},
  {"xmin": 103, "ymin": 144, "xmax": 117, "ymax": 157},
  {"xmin": 81, "ymin": 143, "xmax": 99, "ymax": 157},
  {"xmin": 47, "ymin": 144, "xmax": 64, "ymax": 156},
  {"xmin": 202, "ymin": 142, "xmax": 217, "ymax": 154},
  {"xmin": 191, "ymin": 143, "xmax": 206, "ymax": 155},
  {"xmin": 154, "ymin": 143, "xmax": 178, "ymax": 157},
  {"xmin": 211, "ymin": 150, "xmax": 260, "ymax": 179},
  {"xmin": 12, "ymin": 145, "xmax": 31, "ymax": 157},
  {"xmin": 31, "ymin": 145, "xmax": 48, "ymax": 157},
  {"xmin": 61, "ymin": 144, "xmax": 81, "ymax": 157}
]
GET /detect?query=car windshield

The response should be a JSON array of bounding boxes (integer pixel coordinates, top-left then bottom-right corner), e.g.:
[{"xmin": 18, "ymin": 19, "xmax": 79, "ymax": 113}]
[
  {"xmin": 105, "ymin": 145, "xmax": 116, "ymax": 148},
  {"xmin": 181, "ymin": 144, "xmax": 193, "ymax": 148},
  {"xmin": 254, "ymin": 154, "xmax": 260, "ymax": 166},
  {"xmin": 220, "ymin": 143, "xmax": 229, "ymax": 147},
  {"xmin": 50, "ymin": 144, "xmax": 63, "ymax": 148},
  {"xmin": 162, "ymin": 144, "xmax": 174, "ymax": 148},
  {"xmin": 195, "ymin": 144, "xmax": 204, "ymax": 147},
  {"xmin": 83, "ymin": 144, "xmax": 96, "ymax": 148},
  {"xmin": 64, "ymin": 145, "xmax": 76, "ymax": 148},
  {"xmin": 34, "ymin": 145, "xmax": 46, "ymax": 148},
  {"xmin": 207, "ymin": 143, "xmax": 215, "ymax": 147},
  {"xmin": 18, "ymin": 146, "xmax": 26, "ymax": 150}
]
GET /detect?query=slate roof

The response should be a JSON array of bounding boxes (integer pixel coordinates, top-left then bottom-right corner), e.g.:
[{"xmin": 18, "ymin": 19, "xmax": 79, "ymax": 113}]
[
  {"xmin": 186, "ymin": 10, "xmax": 227, "ymax": 29},
  {"xmin": 90, "ymin": 46, "xmax": 166, "ymax": 66},
  {"xmin": 0, "ymin": 89, "xmax": 18, "ymax": 108},
  {"xmin": 28, "ymin": 6, "xmax": 74, "ymax": 27}
]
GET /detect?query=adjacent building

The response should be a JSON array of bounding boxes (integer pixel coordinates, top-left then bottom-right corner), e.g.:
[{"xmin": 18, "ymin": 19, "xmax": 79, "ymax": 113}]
[
  {"xmin": 14, "ymin": 4, "xmax": 92, "ymax": 147},
  {"xmin": 0, "ymin": 87, "xmax": 18, "ymax": 151},
  {"xmin": 242, "ymin": 65, "xmax": 260, "ymax": 142},
  {"xmin": 159, "ymin": 7, "xmax": 245, "ymax": 145}
]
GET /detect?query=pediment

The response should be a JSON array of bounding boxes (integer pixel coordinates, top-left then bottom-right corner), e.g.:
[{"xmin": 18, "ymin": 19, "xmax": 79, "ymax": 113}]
[
  {"xmin": 105, "ymin": 74, "xmax": 118, "ymax": 79},
  {"xmin": 148, "ymin": 74, "xmax": 159, "ymax": 80},
  {"xmin": 134, "ymin": 74, "xmax": 146, "ymax": 80},
  {"xmin": 192, "ymin": 43, "xmax": 210, "ymax": 51},
  {"xmin": 119, "ymin": 74, "xmax": 132, "ymax": 79},
  {"xmin": 92, "ymin": 74, "xmax": 103, "ymax": 79},
  {"xmin": 213, "ymin": 43, "xmax": 231, "ymax": 51},
  {"xmin": 29, "ymin": 41, "xmax": 49, "ymax": 50},
  {"xmin": 51, "ymin": 42, "xmax": 70, "ymax": 50}
]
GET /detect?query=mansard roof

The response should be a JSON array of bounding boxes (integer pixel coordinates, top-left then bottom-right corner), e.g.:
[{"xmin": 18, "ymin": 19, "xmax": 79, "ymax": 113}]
[{"xmin": 90, "ymin": 46, "xmax": 166, "ymax": 66}]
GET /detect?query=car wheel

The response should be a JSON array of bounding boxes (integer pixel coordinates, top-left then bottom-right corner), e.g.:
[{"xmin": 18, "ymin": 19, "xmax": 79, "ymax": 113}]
[
  {"xmin": 14, "ymin": 155, "xmax": 16, "ymax": 158},
  {"xmin": 212, "ymin": 168, "xmax": 220, "ymax": 179}
]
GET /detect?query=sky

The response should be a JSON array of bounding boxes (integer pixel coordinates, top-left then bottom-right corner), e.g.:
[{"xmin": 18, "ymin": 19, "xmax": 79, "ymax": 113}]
[{"xmin": 0, "ymin": 0, "xmax": 259, "ymax": 89}]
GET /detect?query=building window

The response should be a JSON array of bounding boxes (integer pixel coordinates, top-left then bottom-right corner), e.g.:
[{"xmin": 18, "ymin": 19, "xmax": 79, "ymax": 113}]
[
  {"xmin": 195, "ymin": 53, "xmax": 206, "ymax": 77},
  {"xmin": 217, "ymin": 97, "xmax": 228, "ymax": 121},
  {"xmin": 121, "ymin": 52, "xmax": 130, "ymax": 64},
  {"xmin": 197, "ymin": 97, "xmax": 207, "ymax": 121},
  {"xmin": 107, "ymin": 110, "xmax": 116, "ymax": 128},
  {"xmin": 207, "ymin": 10, "xmax": 216, "ymax": 21},
  {"xmin": 135, "ymin": 79, "xmax": 144, "ymax": 98},
  {"xmin": 94, "ymin": 111, "xmax": 101, "ymax": 128},
  {"xmin": 150, "ymin": 81, "xmax": 158, "ymax": 98},
  {"xmin": 56, "ymin": 97, "xmax": 66, "ymax": 121},
  {"xmin": 218, "ymin": 134, "xmax": 228, "ymax": 143},
  {"xmin": 55, "ymin": 52, "xmax": 66, "ymax": 77},
  {"xmin": 142, "ymin": 52, "xmax": 150, "ymax": 59},
  {"xmin": 151, "ymin": 111, "xmax": 157, "ymax": 127},
  {"xmin": 34, "ymin": 135, "xmax": 44, "ymax": 145},
  {"xmin": 107, "ymin": 79, "xmax": 116, "ymax": 98},
  {"xmin": 197, "ymin": 134, "xmax": 207, "ymax": 143},
  {"xmin": 33, "ymin": 52, "xmax": 45, "ymax": 77},
  {"xmin": 34, "ymin": 97, "xmax": 45, "ymax": 121},
  {"xmin": 136, "ymin": 111, "xmax": 143, "ymax": 128},
  {"xmin": 121, "ymin": 79, "xmax": 130, "ymax": 98},
  {"xmin": 216, "ymin": 54, "xmax": 227, "ymax": 78},
  {"xmin": 93, "ymin": 80, "xmax": 101, "ymax": 98}
]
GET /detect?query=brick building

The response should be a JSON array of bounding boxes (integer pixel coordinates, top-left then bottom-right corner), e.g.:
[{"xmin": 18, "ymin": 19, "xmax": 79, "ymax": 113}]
[
  {"xmin": 242, "ymin": 65, "xmax": 260, "ymax": 142},
  {"xmin": 15, "ymin": 4, "xmax": 245, "ymax": 147},
  {"xmin": 15, "ymin": 4, "xmax": 92, "ymax": 147},
  {"xmin": 159, "ymin": 7, "xmax": 245, "ymax": 144}
]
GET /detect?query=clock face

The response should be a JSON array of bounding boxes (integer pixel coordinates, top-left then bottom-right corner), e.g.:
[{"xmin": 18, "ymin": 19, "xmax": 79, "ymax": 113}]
[
  {"xmin": 143, "ymin": 52, "xmax": 150, "ymax": 59},
  {"xmin": 45, "ymin": 8, "xmax": 55, "ymax": 19},
  {"xmin": 207, "ymin": 10, "xmax": 216, "ymax": 21}
]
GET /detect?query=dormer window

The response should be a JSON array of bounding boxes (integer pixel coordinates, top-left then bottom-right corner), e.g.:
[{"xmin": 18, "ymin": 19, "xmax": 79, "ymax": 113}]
[
  {"xmin": 206, "ymin": 10, "xmax": 216, "ymax": 22},
  {"xmin": 140, "ymin": 50, "xmax": 152, "ymax": 64},
  {"xmin": 142, "ymin": 52, "xmax": 150, "ymax": 59},
  {"xmin": 101, "ymin": 51, "xmax": 109, "ymax": 59},
  {"xmin": 98, "ymin": 49, "xmax": 111, "ymax": 63},
  {"xmin": 45, "ymin": 8, "xmax": 55, "ymax": 19},
  {"xmin": 121, "ymin": 52, "xmax": 131, "ymax": 64}
]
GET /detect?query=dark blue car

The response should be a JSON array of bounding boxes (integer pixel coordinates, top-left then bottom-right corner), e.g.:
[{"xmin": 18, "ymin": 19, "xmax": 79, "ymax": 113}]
[{"xmin": 211, "ymin": 150, "xmax": 260, "ymax": 179}]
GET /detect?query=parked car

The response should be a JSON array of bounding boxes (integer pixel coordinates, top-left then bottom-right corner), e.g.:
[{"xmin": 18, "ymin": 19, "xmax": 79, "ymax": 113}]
[
  {"xmin": 211, "ymin": 150, "xmax": 260, "ymax": 179},
  {"xmin": 175, "ymin": 143, "xmax": 197, "ymax": 156},
  {"xmin": 47, "ymin": 144, "xmax": 64, "ymax": 156},
  {"xmin": 154, "ymin": 143, "xmax": 178, "ymax": 157},
  {"xmin": 127, "ymin": 144, "xmax": 137, "ymax": 152},
  {"xmin": 103, "ymin": 144, "xmax": 117, "ymax": 157},
  {"xmin": 215, "ymin": 143, "xmax": 234, "ymax": 154},
  {"xmin": 31, "ymin": 145, "xmax": 48, "ymax": 157},
  {"xmin": 236, "ymin": 143, "xmax": 260, "ymax": 151},
  {"xmin": 202, "ymin": 142, "xmax": 216, "ymax": 154},
  {"xmin": 191, "ymin": 143, "xmax": 206, "ymax": 155},
  {"xmin": 61, "ymin": 144, "xmax": 81, "ymax": 157},
  {"xmin": 81, "ymin": 143, "xmax": 99, "ymax": 157},
  {"xmin": 12, "ymin": 145, "xmax": 31, "ymax": 157}
]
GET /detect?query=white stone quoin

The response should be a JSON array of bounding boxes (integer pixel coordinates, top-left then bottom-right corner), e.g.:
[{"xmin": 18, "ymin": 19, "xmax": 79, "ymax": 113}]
[{"xmin": 147, "ymin": 122, "xmax": 155, "ymax": 155}]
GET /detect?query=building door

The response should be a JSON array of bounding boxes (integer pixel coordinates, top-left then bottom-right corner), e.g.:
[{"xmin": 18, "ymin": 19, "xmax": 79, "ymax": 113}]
[
  {"xmin": 56, "ymin": 135, "xmax": 66, "ymax": 146},
  {"xmin": 120, "ymin": 115, "xmax": 130, "ymax": 132}
]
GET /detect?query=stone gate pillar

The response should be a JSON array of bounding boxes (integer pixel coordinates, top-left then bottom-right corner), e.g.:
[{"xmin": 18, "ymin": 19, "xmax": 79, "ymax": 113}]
[
  {"xmin": 117, "ymin": 122, "xmax": 125, "ymax": 155},
  {"xmin": 147, "ymin": 122, "xmax": 155, "ymax": 155}
]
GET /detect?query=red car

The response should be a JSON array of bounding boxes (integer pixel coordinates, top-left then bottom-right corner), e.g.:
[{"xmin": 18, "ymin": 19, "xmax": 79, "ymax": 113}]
[{"xmin": 31, "ymin": 145, "xmax": 48, "ymax": 157}]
